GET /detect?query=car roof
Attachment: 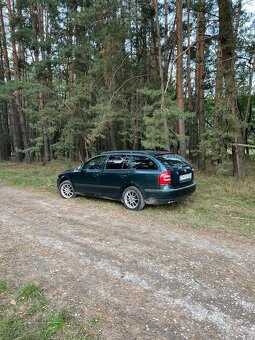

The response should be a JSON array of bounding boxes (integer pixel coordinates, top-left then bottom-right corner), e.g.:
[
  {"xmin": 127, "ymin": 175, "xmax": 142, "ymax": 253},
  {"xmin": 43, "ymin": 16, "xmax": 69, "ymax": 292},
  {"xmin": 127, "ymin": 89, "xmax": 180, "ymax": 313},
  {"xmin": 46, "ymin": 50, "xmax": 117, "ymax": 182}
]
[{"xmin": 100, "ymin": 150, "xmax": 174, "ymax": 156}]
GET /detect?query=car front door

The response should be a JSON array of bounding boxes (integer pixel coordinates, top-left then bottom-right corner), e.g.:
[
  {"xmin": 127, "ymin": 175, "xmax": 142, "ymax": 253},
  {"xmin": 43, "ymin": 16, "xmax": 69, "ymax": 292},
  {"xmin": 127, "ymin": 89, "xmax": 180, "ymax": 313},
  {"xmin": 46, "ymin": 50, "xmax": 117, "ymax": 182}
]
[{"xmin": 73, "ymin": 156, "xmax": 106, "ymax": 195}]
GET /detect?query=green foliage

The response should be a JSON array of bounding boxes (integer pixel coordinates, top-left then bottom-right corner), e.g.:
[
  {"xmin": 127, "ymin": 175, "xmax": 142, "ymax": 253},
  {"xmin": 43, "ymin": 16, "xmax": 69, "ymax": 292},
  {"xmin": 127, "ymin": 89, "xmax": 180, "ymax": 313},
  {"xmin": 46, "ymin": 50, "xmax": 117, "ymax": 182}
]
[
  {"xmin": 140, "ymin": 88, "xmax": 191, "ymax": 150},
  {"xmin": 0, "ymin": 0, "xmax": 254, "ymax": 165}
]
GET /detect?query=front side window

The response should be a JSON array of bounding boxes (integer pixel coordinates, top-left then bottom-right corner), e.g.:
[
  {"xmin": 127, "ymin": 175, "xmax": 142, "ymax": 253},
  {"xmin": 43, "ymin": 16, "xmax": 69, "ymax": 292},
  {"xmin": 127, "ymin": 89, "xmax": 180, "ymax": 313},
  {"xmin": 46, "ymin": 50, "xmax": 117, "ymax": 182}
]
[
  {"xmin": 105, "ymin": 155, "xmax": 130, "ymax": 170},
  {"xmin": 132, "ymin": 156, "xmax": 158, "ymax": 170},
  {"xmin": 82, "ymin": 156, "xmax": 105, "ymax": 170}
]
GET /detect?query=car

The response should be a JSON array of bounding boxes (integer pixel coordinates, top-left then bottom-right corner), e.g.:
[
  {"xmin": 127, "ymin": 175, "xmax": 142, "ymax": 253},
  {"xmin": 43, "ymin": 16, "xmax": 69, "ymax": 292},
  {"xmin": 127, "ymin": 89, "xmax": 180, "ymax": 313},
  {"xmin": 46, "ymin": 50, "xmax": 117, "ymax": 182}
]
[{"xmin": 57, "ymin": 150, "xmax": 196, "ymax": 211}]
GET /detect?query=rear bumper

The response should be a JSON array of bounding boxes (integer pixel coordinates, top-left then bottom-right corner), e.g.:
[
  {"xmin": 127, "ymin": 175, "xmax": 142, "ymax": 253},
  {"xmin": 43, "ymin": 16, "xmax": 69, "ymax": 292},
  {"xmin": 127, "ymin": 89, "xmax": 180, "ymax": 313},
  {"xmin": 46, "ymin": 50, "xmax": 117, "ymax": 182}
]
[{"xmin": 144, "ymin": 182, "xmax": 196, "ymax": 205}]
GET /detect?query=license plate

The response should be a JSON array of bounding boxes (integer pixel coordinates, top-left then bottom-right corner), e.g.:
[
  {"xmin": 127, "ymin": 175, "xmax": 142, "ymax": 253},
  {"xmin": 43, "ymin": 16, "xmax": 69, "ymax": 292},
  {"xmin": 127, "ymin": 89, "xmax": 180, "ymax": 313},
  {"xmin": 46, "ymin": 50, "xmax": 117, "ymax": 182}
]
[{"xmin": 179, "ymin": 173, "xmax": 192, "ymax": 182}]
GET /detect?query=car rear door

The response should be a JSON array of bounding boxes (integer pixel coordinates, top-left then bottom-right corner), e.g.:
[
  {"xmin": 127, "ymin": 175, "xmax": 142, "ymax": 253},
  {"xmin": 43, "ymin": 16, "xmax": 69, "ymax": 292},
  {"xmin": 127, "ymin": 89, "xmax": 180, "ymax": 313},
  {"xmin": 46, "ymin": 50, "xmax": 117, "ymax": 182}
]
[
  {"xmin": 129, "ymin": 155, "xmax": 160, "ymax": 195},
  {"xmin": 98, "ymin": 155, "xmax": 131, "ymax": 198}
]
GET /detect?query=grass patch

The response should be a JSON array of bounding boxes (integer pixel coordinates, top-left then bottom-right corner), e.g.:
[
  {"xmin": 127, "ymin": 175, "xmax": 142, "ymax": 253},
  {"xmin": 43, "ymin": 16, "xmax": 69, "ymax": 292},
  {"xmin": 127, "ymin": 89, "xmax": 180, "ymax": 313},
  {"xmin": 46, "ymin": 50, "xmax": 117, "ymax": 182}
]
[
  {"xmin": 43, "ymin": 312, "xmax": 66, "ymax": 338},
  {"xmin": 18, "ymin": 283, "xmax": 43, "ymax": 300},
  {"xmin": 0, "ymin": 280, "xmax": 101, "ymax": 339},
  {"xmin": 0, "ymin": 159, "xmax": 254, "ymax": 239},
  {"xmin": 0, "ymin": 281, "xmax": 8, "ymax": 292},
  {"xmin": 0, "ymin": 160, "xmax": 77, "ymax": 192},
  {"xmin": 142, "ymin": 167, "xmax": 255, "ymax": 239}
]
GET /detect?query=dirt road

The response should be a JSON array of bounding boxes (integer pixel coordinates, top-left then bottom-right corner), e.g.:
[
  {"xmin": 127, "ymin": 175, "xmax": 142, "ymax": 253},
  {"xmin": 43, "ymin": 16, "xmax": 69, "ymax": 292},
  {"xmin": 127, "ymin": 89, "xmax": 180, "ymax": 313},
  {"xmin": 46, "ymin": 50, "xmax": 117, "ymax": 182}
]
[{"xmin": 0, "ymin": 184, "xmax": 254, "ymax": 339}]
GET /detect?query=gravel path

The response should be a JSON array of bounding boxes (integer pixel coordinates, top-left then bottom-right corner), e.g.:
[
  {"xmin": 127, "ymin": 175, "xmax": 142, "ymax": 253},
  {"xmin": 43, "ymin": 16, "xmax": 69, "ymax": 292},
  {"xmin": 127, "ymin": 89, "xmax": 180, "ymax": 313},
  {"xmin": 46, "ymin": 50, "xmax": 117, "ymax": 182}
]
[{"xmin": 0, "ymin": 184, "xmax": 254, "ymax": 339}]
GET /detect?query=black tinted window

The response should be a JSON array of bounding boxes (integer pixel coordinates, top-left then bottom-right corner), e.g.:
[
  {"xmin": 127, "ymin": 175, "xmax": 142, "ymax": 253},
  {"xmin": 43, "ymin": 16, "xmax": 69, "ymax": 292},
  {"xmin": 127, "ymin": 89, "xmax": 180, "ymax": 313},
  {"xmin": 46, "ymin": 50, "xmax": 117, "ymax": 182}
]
[
  {"xmin": 155, "ymin": 154, "xmax": 189, "ymax": 169},
  {"xmin": 105, "ymin": 155, "xmax": 129, "ymax": 170},
  {"xmin": 132, "ymin": 156, "xmax": 158, "ymax": 170},
  {"xmin": 83, "ymin": 156, "xmax": 105, "ymax": 170}
]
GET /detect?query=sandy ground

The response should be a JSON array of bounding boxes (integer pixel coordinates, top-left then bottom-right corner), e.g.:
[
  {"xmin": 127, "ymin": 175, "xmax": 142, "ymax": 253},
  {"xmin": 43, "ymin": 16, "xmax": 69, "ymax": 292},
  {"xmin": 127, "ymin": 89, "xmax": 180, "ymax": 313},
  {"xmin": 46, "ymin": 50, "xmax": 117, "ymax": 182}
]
[{"xmin": 0, "ymin": 183, "xmax": 254, "ymax": 339}]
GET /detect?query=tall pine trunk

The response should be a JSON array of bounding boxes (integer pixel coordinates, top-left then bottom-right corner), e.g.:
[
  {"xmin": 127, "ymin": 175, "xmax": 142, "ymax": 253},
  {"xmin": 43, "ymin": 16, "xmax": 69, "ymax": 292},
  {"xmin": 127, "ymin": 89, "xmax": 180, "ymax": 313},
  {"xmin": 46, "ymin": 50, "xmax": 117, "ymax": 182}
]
[
  {"xmin": 176, "ymin": 0, "xmax": 186, "ymax": 157},
  {"xmin": 217, "ymin": 0, "xmax": 246, "ymax": 178},
  {"xmin": 6, "ymin": 0, "xmax": 31, "ymax": 163},
  {"xmin": 187, "ymin": 0, "xmax": 196, "ymax": 160},
  {"xmin": 213, "ymin": 42, "xmax": 225, "ymax": 163},
  {"xmin": 154, "ymin": 0, "xmax": 170, "ymax": 151},
  {"xmin": 0, "ymin": 1, "xmax": 23, "ymax": 162},
  {"xmin": 195, "ymin": 0, "xmax": 205, "ymax": 170},
  {"xmin": 244, "ymin": 56, "xmax": 255, "ymax": 154}
]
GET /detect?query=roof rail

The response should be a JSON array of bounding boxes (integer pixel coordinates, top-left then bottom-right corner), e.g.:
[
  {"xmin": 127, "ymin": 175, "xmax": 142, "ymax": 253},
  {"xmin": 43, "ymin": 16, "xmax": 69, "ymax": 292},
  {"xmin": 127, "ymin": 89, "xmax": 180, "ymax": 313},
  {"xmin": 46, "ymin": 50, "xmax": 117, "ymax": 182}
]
[{"xmin": 101, "ymin": 150, "xmax": 149, "ymax": 155}]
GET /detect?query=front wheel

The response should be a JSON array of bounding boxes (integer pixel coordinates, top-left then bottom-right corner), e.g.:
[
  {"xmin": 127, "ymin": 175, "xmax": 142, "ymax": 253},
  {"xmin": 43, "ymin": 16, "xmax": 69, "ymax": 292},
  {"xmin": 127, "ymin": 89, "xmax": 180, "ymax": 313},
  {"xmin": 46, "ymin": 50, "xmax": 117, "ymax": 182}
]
[
  {"xmin": 59, "ymin": 180, "xmax": 76, "ymax": 199},
  {"xmin": 122, "ymin": 186, "xmax": 145, "ymax": 211}
]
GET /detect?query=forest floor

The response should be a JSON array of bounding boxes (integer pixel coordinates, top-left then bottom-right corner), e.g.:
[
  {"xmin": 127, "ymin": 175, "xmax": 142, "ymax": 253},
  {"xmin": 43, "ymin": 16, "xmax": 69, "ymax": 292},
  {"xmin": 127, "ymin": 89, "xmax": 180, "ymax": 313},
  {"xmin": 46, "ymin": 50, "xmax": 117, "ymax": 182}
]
[{"xmin": 0, "ymin": 183, "xmax": 255, "ymax": 339}]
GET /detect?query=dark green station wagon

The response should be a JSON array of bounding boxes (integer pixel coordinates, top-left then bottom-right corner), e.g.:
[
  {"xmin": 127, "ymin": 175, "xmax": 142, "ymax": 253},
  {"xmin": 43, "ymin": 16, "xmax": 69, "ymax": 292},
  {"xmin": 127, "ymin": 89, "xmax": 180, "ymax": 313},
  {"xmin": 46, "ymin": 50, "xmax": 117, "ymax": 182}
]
[{"xmin": 57, "ymin": 150, "xmax": 196, "ymax": 210}]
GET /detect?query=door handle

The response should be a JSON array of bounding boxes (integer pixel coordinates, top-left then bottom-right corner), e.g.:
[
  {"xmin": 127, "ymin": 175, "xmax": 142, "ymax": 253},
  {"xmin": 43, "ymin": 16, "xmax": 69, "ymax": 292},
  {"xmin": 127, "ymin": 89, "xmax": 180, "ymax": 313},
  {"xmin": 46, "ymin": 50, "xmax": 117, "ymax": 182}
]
[
  {"xmin": 120, "ymin": 174, "xmax": 128, "ymax": 178},
  {"xmin": 93, "ymin": 173, "xmax": 99, "ymax": 177}
]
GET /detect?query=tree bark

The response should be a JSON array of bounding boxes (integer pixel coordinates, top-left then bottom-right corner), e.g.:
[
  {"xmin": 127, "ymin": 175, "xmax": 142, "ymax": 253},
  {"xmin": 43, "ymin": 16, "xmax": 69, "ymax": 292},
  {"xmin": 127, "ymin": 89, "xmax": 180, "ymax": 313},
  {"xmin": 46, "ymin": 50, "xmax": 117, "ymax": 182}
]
[
  {"xmin": 154, "ymin": 0, "xmax": 170, "ymax": 151},
  {"xmin": 149, "ymin": 2, "xmax": 158, "ymax": 77},
  {"xmin": 164, "ymin": 0, "xmax": 169, "ymax": 74},
  {"xmin": 0, "ymin": 51, "xmax": 10, "ymax": 159},
  {"xmin": 186, "ymin": 0, "xmax": 196, "ymax": 160},
  {"xmin": 195, "ymin": 0, "xmax": 206, "ymax": 170},
  {"xmin": 176, "ymin": 0, "xmax": 186, "ymax": 157},
  {"xmin": 213, "ymin": 42, "xmax": 225, "ymax": 163},
  {"xmin": 218, "ymin": 0, "xmax": 246, "ymax": 178},
  {"xmin": 244, "ymin": 55, "xmax": 255, "ymax": 154},
  {"xmin": 6, "ymin": 0, "xmax": 31, "ymax": 163},
  {"xmin": 0, "ymin": 1, "xmax": 23, "ymax": 162}
]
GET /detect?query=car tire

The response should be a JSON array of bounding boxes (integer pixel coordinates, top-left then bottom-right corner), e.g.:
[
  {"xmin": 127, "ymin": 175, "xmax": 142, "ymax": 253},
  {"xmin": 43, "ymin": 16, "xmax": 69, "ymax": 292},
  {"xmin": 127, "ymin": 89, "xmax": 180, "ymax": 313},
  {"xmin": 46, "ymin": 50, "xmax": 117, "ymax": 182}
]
[
  {"xmin": 122, "ymin": 186, "xmax": 145, "ymax": 211},
  {"xmin": 59, "ymin": 180, "xmax": 76, "ymax": 199}
]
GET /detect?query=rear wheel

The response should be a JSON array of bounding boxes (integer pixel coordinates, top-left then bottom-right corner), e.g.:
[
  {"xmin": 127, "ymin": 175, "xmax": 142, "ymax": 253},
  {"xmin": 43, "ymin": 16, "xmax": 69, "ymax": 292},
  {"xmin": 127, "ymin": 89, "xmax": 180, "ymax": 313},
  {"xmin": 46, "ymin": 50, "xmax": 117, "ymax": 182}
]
[
  {"xmin": 59, "ymin": 180, "xmax": 76, "ymax": 199},
  {"xmin": 122, "ymin": 186, "xmax": 145, "ymax": 211}
]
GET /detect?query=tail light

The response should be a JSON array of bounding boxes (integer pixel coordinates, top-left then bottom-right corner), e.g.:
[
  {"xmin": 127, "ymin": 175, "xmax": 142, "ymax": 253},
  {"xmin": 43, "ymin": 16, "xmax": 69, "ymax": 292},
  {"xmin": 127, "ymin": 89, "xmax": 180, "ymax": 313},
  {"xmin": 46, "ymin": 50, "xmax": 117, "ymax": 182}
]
[{"xmin": 158, "ymin": 171, "xmax": 171, "ymax": 185}]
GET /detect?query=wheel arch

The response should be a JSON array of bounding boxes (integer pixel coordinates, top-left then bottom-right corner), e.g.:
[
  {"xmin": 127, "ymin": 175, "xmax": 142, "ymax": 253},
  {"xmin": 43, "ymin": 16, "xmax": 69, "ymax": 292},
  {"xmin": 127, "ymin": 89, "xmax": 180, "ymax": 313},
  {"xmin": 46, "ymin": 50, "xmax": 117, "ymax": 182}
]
[
  {"xmin": 120, "ymin": 183, "xmax": 145, "ymax": 201},
  {"xmin": 58, "ymin": 175, "xmax": 69, "ymax": 187}
]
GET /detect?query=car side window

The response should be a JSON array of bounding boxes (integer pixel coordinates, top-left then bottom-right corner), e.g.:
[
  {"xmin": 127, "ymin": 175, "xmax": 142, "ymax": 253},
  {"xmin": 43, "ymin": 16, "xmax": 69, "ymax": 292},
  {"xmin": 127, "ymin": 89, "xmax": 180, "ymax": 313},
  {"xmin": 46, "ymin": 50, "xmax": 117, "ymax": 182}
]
[
  {"xmin": 82, "ymin": 156, "xmax": 105, "ymax": 171},
  {"xmin": 122, "ymin": 156, "xmax": 130, "ymax": 169},
  {"xmin": 105, "ymin": 155, "xmax": 130, "ymax": 170},
  {"xmin": 132, "ymin": 156, "xmax": 158, "ymax": 170}
]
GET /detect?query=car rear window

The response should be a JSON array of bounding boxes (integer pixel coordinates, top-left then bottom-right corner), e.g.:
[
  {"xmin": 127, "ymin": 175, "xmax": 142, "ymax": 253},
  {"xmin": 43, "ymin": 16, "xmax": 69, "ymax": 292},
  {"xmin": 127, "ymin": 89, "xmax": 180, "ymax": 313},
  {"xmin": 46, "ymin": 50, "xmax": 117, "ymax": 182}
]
[
  {"xmin": 155, "ymin": 154, "xmax": 189, "ymax": 169},
  {"xmin": 132, "ymin": 156, "xmax": 158, "ymax": 170},
  {"xmin": 105, "ymin": 155, "xmax": 130, "ymax": 170}
]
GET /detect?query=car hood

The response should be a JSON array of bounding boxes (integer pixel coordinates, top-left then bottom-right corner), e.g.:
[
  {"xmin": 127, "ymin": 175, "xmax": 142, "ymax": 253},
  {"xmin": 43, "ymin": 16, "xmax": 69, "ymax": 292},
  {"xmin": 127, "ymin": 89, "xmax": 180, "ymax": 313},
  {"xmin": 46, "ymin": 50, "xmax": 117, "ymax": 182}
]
[{"xmin": 59, "ymin": 166, "xmax": 81, "ymax": 176}]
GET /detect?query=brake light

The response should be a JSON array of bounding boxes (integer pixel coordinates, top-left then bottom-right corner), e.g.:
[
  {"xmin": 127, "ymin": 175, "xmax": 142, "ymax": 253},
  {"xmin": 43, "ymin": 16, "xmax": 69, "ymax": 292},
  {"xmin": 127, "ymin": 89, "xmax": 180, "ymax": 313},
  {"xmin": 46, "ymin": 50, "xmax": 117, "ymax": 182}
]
[{"xmin": 158, "ymin": 171, "xmax": 171, "ymax": 185}]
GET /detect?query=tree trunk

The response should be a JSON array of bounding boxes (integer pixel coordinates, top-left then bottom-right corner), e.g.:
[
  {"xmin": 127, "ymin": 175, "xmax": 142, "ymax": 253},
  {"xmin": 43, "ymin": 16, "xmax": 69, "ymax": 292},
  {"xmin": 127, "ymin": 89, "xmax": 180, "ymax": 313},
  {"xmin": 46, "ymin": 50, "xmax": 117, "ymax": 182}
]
[
  {"xmin": 37, "ymin": 3, "xmax": 51, "ymax": 162},
  {"xmin": 164, "ymin": 0, "xmax": 169, "ymax": 74},
  {"xmin": 195, "ymin": 0, "xmax": 206, "ymax": 170},
  {"xmin": 0, "ymin": 17, "xmax": 10, "ymax": 160},
  {"xmin": 218, "ymin": 0, "xmax": 246, "ymax": 178},
  {"xmin": 0, "ymin": 1, "xmax": 23, "ymax": 162},
  {"xmin": 186, "ymin": 0, "xmax": 196, "ymax": 160},
  {"xmin": 186, "ymin": 0, "xmax": 193, "ymax": 113},
  {"xmin": 176, "ymin": 0, "xmax": 186, "ymax": 157},
  {"xmin": 154, "ymin": 0, "xmax": 169, "ymax": 151},
  {"xmin": 244, "ymin": 55, "xmax": 255, "ymax": 154},
  {"xmin": 149, "ymin": 3, "xmax": 158, "ymax": 77},
  {"xmin": 213, "ymin": 42, "xmax": 225, "ymax": 163},
  {"xmin": 6, "ymin": 0, "xmax": 31, "ymax": 163}
]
